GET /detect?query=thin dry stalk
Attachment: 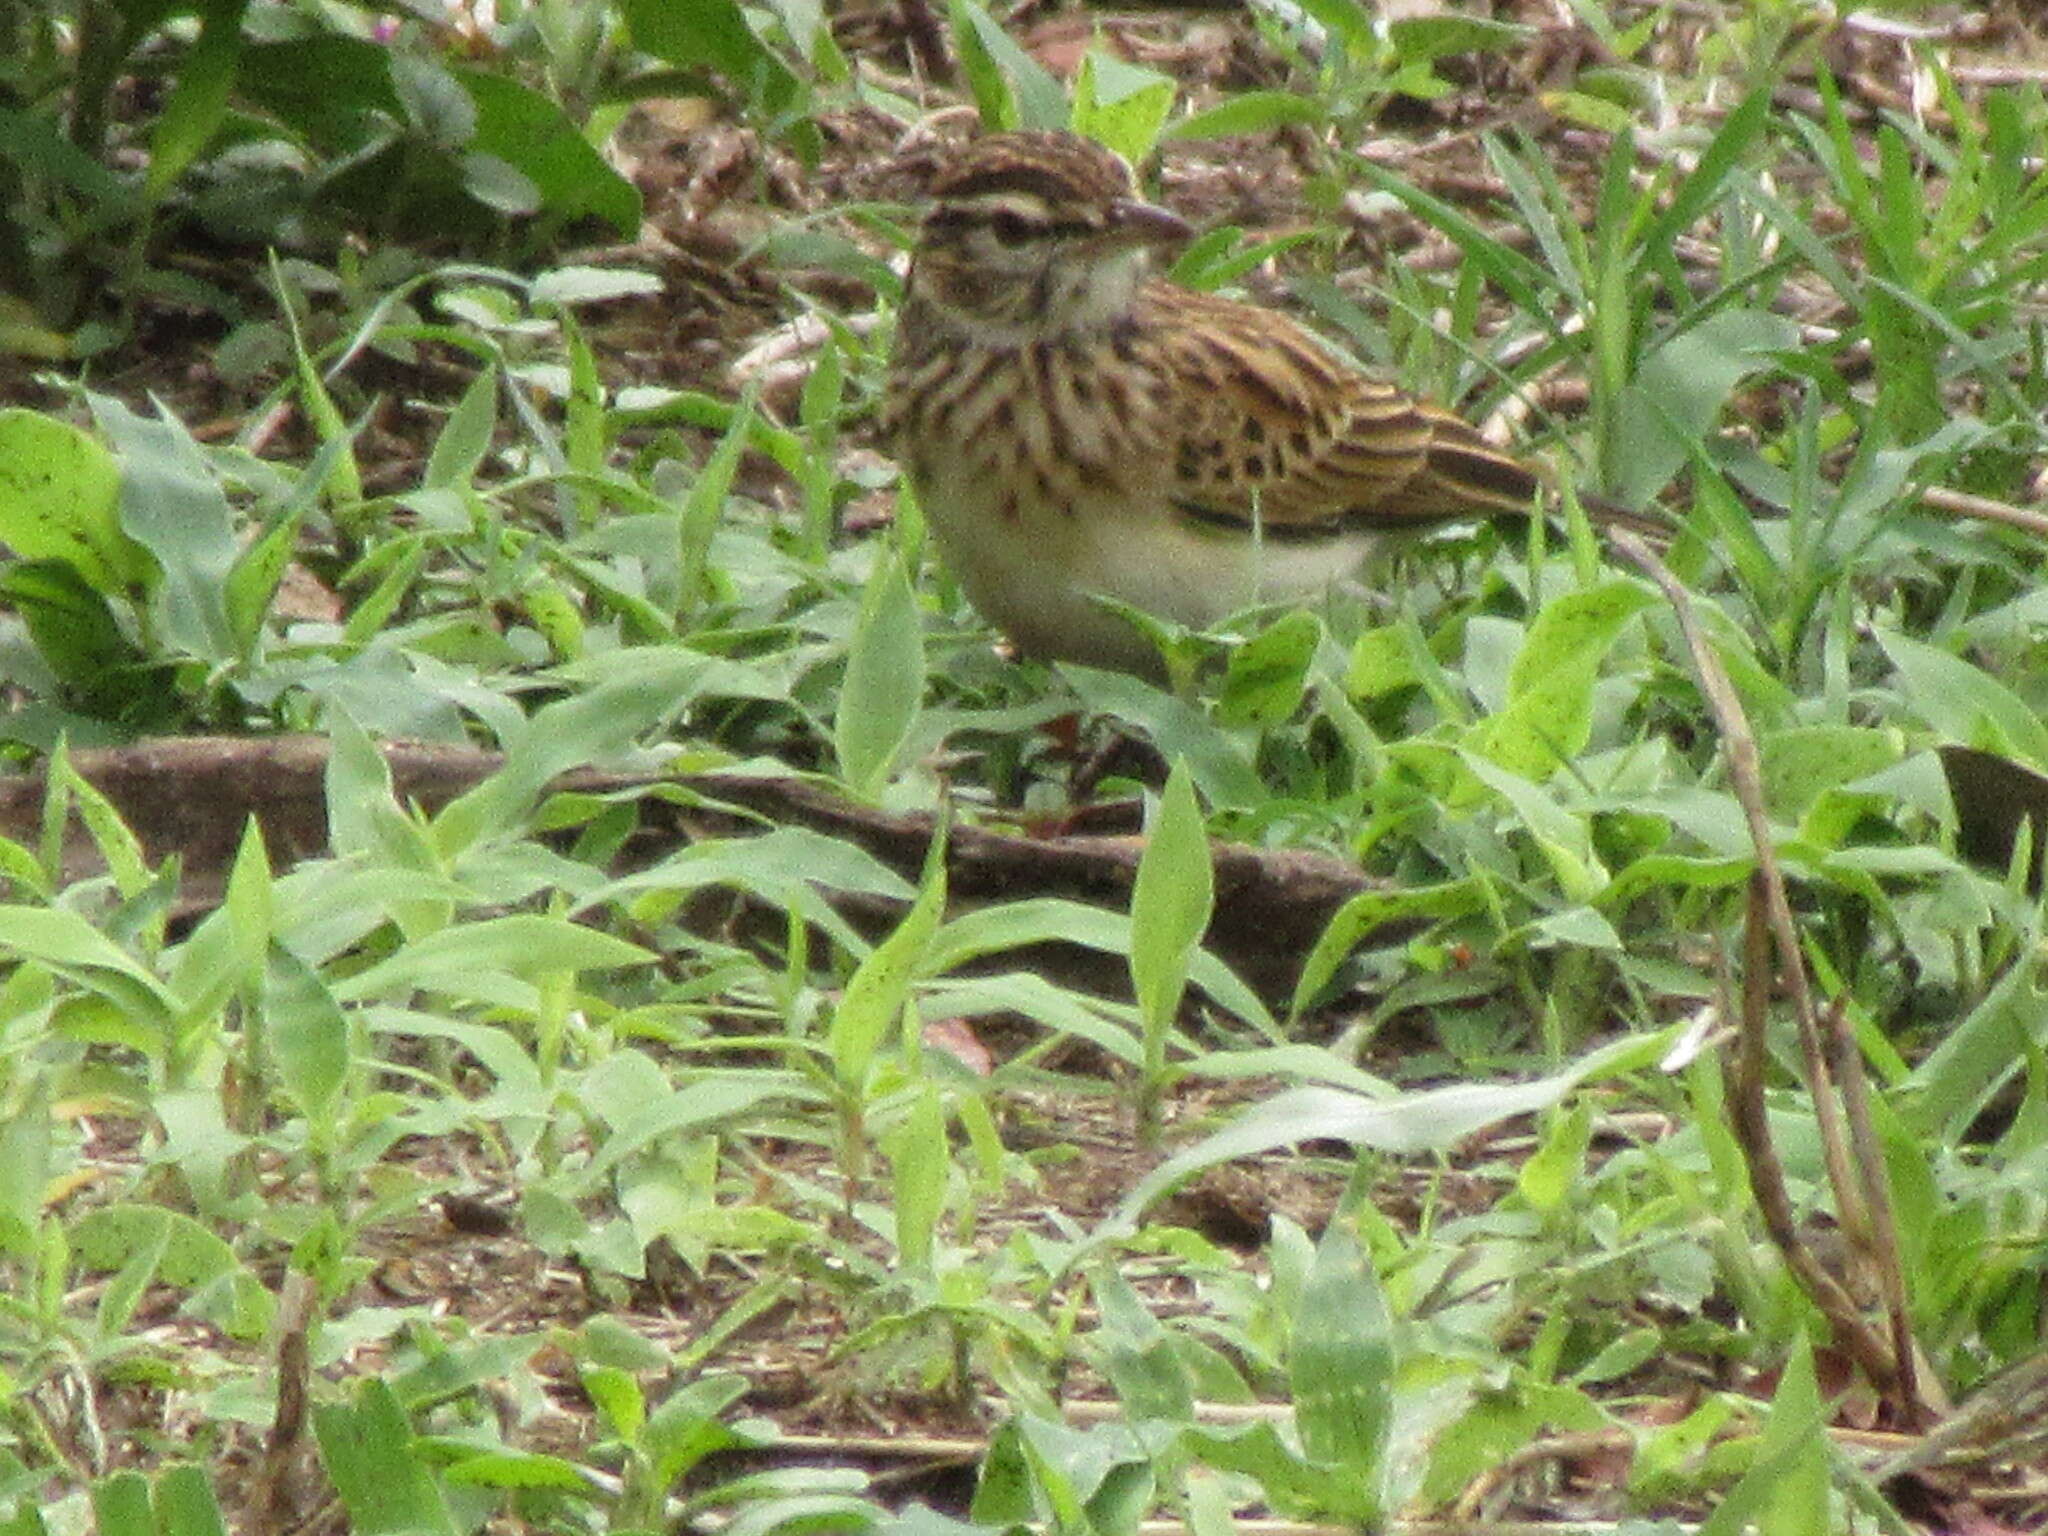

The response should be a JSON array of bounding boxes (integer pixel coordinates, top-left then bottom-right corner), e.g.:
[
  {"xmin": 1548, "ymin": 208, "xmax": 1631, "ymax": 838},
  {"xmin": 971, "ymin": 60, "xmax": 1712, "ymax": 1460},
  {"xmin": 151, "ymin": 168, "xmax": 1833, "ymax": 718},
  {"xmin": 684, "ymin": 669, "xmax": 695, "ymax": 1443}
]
[{"xmin": 1611, "ymin": 531, "xmax": 1933, "ymax": 1423}]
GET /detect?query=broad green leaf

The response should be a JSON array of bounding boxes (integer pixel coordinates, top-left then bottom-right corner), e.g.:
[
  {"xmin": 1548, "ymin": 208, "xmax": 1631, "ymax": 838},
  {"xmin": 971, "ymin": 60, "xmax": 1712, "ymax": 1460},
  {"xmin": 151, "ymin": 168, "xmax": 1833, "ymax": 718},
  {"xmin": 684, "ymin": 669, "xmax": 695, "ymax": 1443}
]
[
  {"xmin": 0, "ymin": 1080, "xmax": 51, "ymax": 1259},
  {"xmin": 1064, "ymin": 665, "xmax": 1265, "ymax": 809},
  {"xmin": 1217, "ymin": 610, "xmax": 1319, "ymax": 728},
  {"xmin": 581, "ymin": 1365, "xmax": 645, "ymax": 1440},
  {"xmin": 1468, "ymin": 579, "xmax": 1654, "ymax": 777},
  {"xmin": 948, "ymin": 0, "xmax": 1066, "ymax": 130},
  {"xmin": 1114, "ymin": 1026, "xmax": 1678, "ymax": 1227},
  {"xmin": 71, "ymin": 1204, "xmax": 235, "ymax": 1289},
  {"xmin": 265, "ymin": 941, "xmax": 351, "ymax": 1126},
  {"xmin": 1460, "ymin": 752, "xmax": 1609, "ymax": 902},
  {"xmin": 462, "ymin": 71, "xmax": 638, "ymax": 235},
  {"xmin": 391, "ymin": 51, "xmax": 474, "ymax": 150},
  {"xmin": 90, "ymin": 394, "xmax": 241, "ymax": 662},
  {"xmin": 1091, "ymin": 1263, "xmax": 1196, "ymax": 1421},
  {"xmin": 0, "ymin": 410, "xmax": 152, "ymax": 594},
  {"xmin": 424, "ymin": 363, "xmax": 499, "ymax": 490},
  {"xmin": 1290, "ymin": 1223, "xmax": 1391, "ymax": 1517},
  {"xmin": 1698, "ymin": 1334, "xmax": 1829, "ymax": 1536},
  {"xmin": 831, "ymin": 831, "xmax": 947, "ymax": 1088},
  {"xmin": 642, "ymin": 1373, "xmax": 753, "ymax": 1486},
  {"xmin": 1169, "ymin": 92, "xmax": 1326, "ymax": 140},
  {"xmin": 1880, "ymin": 630, "xmax": 2048, "ymax": 769},
  {"xmin": 1759, "ymin": 724, "xmax": 1903, "ymax": 820},
  {"xmin": 333, "ymin": 915, "xmax": 652, "ymax": 1003},
  {"xmin": 145, "ymin": 1, "xmax": 248, "ymax": 198},
  {"xmin": 1613, "ymin": 309, "xmax": 1798, "ymax": 506},
  {"xmin": 1387, "ymin": 13, "xmax": 1528, "ymax": 60},
  {"xmin": 0, "ymin": 560, "xmax": 151, "ymax": 715},
  {"xmin": 834, "ymin": 549, "xmax": 924, "ymax": 798},
  {"xmin": 1516, "ymin": 1101, "xmax": 1591, "ymax": 1213},
  {"xmin": 152, "ymin": 1465, "xmax": 228, "ymax": 1536},
  {"xmin": 313, "ymin": 1380, "xmax": 460, "ymax": 1536},
  {"xmin": 1290, "ymin": 878, "xmax": 1486, "ymax": 1020},
  {"xmin": 1070, "ymin": 52, "xmax": 1175, "ymax": 168},
  {"xmin": 1130, "ymin": 761, "xmax": 1213, "ymax": 1048},
  {"xmin": 91, "ymin": 1473, "xmax": 153, "ymax": 1536},
  {"xmin": 620, "ymin": 0, "xmax": 806, "ymax": 126},
  {"xmin": 888, "ymin": 1086, "xmax": 947, "ymax": 1273}
]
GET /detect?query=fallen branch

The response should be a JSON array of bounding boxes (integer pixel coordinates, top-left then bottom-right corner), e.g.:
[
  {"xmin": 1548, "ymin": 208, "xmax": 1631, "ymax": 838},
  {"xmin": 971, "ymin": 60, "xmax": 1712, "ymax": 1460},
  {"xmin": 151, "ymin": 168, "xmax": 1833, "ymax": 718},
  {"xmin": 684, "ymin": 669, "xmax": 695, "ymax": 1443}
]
[{"xmin": 0, "ymin": 735, "xmax": 1398, "ymax": 1005}]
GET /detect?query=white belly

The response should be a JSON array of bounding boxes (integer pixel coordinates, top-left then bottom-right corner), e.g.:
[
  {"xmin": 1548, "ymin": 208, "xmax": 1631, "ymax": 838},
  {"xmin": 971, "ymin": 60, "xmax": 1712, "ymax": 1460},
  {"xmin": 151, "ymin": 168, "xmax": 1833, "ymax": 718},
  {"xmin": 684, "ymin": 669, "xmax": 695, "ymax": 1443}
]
[{"xmin": 917, "ymin": 460, "xmax": 1374, "ymax": 675}]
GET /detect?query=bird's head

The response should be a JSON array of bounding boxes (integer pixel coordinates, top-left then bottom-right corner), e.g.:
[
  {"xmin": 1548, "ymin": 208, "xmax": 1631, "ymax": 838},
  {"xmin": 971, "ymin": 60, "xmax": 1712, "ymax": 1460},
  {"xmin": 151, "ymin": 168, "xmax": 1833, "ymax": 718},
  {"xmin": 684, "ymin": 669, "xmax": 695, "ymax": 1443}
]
[{"xmin": 908, "ymin": 132, "xmax": 1191, "ymax": 342}]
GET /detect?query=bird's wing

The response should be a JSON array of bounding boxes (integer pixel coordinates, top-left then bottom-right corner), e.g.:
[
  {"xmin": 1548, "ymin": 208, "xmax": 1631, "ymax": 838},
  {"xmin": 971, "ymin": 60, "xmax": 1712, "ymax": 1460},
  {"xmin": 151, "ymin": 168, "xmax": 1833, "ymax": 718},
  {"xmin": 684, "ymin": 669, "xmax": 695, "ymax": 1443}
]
[{"xmin": 1138, "ymin": 283, "xmax": 1542, "ymax": 538}]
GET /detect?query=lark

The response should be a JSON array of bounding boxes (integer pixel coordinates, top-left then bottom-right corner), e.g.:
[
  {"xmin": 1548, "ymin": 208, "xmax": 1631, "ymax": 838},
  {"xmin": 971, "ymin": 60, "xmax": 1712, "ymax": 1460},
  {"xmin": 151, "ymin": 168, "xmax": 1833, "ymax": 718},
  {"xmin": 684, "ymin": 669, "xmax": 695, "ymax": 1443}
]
[{"xmin": 882, "ymin": 130, "xmax": 1642, "ymax": 677}]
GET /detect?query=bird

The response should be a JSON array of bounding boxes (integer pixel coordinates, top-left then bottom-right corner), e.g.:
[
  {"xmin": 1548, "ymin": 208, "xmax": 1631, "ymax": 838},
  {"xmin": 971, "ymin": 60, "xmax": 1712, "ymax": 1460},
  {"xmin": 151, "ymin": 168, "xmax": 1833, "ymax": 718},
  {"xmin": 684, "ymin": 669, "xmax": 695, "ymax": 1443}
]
[{"xmin": 881, "ymin": 130, "xmax": 1647, "ymax": 679}]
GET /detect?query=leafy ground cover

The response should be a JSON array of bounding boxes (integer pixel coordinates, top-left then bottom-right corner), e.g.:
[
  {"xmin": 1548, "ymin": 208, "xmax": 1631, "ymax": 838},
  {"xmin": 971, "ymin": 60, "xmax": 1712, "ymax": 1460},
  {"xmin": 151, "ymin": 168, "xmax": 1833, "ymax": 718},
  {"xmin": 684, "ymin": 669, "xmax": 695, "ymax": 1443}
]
[{"xmin": 3, "ymin": 1, "xmax": 2048, "ymax": 1532}]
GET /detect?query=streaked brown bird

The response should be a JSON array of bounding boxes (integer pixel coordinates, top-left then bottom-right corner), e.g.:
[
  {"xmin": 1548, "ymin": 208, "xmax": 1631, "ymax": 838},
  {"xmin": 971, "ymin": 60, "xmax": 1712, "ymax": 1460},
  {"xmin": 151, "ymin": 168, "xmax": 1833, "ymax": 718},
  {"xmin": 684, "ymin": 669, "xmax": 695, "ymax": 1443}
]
[{"xmin": 883, "ymin": 130, "xmax": 1637, "ymax": 677}]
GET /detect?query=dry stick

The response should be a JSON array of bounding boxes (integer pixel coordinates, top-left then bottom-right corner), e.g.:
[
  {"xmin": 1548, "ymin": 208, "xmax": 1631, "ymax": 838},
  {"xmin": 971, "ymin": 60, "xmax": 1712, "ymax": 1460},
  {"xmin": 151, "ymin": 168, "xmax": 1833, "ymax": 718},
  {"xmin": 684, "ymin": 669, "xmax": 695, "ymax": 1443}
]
[
  {"xmin": 1608, "ymin": 533, "xmax": 1866, "ymax": 1230},
  {"xmin": 1819, "ymin": 991, "xmax": 1935, "ymax": 1421},
  {"xmin": 1611, "ymin": 531, "xmax": 1921, "ymax": 1414},
  {"xmin": 1724, "ymin": 876, "xmax": 1893, "ymax": 1389},
  {"xmin": 1917, "ymin": 484, "xmax": 2048, "ymax": 539}
]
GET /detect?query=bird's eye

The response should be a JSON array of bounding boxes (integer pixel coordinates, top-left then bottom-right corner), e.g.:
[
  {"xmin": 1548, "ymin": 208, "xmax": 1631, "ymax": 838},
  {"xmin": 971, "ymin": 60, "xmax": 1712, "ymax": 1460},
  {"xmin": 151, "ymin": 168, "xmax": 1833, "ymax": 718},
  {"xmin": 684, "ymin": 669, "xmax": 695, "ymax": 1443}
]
[{"xmin": 989, "ymin": 211, "xmax": 1034, "ymax": 246}]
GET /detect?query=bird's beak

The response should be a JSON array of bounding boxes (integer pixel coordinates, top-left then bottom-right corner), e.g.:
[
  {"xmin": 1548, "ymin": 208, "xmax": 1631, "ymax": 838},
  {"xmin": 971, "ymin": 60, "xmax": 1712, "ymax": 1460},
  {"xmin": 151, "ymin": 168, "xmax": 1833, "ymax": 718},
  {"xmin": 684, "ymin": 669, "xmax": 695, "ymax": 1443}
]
[{"xmin": 1101, "ymin": 198, "xmax": 1193, "ymax": 251}]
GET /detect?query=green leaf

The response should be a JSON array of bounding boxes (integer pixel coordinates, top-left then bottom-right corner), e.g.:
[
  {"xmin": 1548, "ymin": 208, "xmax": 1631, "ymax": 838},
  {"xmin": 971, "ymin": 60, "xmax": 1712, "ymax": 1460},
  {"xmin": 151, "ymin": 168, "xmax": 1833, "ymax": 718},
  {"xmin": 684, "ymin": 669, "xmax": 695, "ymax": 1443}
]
[
  {"xmin": 641, "ymin": 1374, "xmax": 752, "ymax": 1486},
  {"xmin": 581, "ymin": 1365, "xmax": 645, "ymax": 1440},
  {"xmin": 621, "ymin": 0, "xmax": 806, "ymax": 124},
  {"xmin": 145, "ymin": 0, "xmax": 249, "ymax": 199},
  {"xmin": 1216, "ymin": 611, "xmax": 1319, "ymax": 728},
  {"xmin": 1290, "ymin": 1223, "xmax": 1391, "ymax": 1517},
  {"xmin": 1169, "ymin": 92, "xmax": 1326, "ymax": 140},
  {"xmin": 0, "ymin": 1080, "xmax": 51, "ymax": 1259},
  {"xmin": 71, "ymin": 1204, "xmax": 237, "ymax": 1290},
  {"xmin": 1460, "ymin": 752, "xmax": 1609, "ymax": 903},
  {"xmin": 265, "ymin": 941, "xmax": 351, "ymax": 1126},
  {"xmin": 424, "ymin": 363, "xmax": 500, "ymax": 490},
  {"xmin": 1516, "ymin": 1102, "xmax": 1591, "ymax": 1213},
  {"xmin": 1698, "ymin": 1334, "xmax": 1829, "ymax": 1536},
  {"xmin": 91, "ymin": 1473, "xmax": 153, "ymax": 1536},
  {"xmin": 1759, "ymin": 725, "xmax": 1903, "ymax": 821},
  {"xmin": 1613, "ymin": 308, "xmax": 1798, "ymax": 506},
  {"xmin": 313, "ymin": 1379, "xmax": 460, "ymax": 1536},
  {"xmin": 1290, "ymin": 879, "xmax": 1486, "ymax": 1019},
  {"xmin": 679, "ymin": 397, "xmax": 753, "ymax": 616},
  {"xmin": 888, "ymin": 1086, "xmax": 947, "ymax": 1273},
  {"xmin": 440, "ymin": 1451, "xmax": 589, "ymax": 1492},
  {"xmin": 1881, "ymin": 631, "xmax": 2048, "ymax": 769},
  {"xmin": 152, "ymin": 1465, "xmax": 228, "ymax": 1536},
  {"xmin": 1387, "ymin": 13, "xmax": 1529, "ymax": 60},
  {"xmin": 224, "ymin": 429, "xmax": 350, "ymax": 654},
  {"xmin": 1466, "ymin": 578, "xmax": 1655, "ymax": 778},
  {"xmin": 1129, "ymin": 761, "xmax": 1213, "ymax": 1051},
  {"xmin": 834, "ymin": 548, "xmax": 925, "ymax": 799},
  {"xmin": 0, "ymin": 410, "xmax": 152, "ymax": 594},
  {"xmin": 0, "ymin": 905, "xmax": 179, "ymax": 1025},
  {"xmin": 1090, "ymin": 1263, "xmax": 1195, "ymax": 1421},
  {"xmin": 831, "ymin": 831, "xmax": 947, "ymax": 1089},
  {"xmin": 333, "ymin": 916, "xmax": 652, "ymax": 1004},
  {"xmin": 1114, "ymin": 1027, "xmax": 1677, "ymax": 1227},
  {"xmin": 90, "ymin": 394, "xmax": 241, "ymax": 663},
  {"xmin": 1063, "ymin": 666, "xmax": 1265, "ymax": 809},
  {"xmin": 461, "ymin": 71, "xmax": 639, "ymax": 235},
  {"xmin": 1070, "ymin": 52, "xmax": 1175, "ymax": 168},
  {"xmin": 947, "ymin": 0, "xmax": 1067, "ymax": 130},
  {"xmin": 391, "ymin": 52, "xmax": 476, "ymax": 152},
  {"xmin": 0, "ymin": 560, "xmax": 151, "ymax": 712}
]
